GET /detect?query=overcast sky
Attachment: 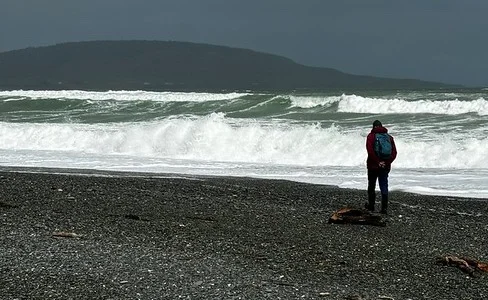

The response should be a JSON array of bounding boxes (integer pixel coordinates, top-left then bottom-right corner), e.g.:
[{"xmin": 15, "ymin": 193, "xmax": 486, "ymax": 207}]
[{"xmin": 1, "ymin": 0, "xmax": 487, "ymax": 86}]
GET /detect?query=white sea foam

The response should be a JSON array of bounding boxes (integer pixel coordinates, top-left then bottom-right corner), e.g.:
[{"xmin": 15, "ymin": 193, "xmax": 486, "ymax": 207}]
[
  {"xmin": 289, "ymin": 95, "xmax": 341, "ymax": 108},
  {"xmin": 338, "ymin": 95, "xmax": 488, "ymax": 115},
  {"xmin": 0, "ymin": 90, "xmax": 249, "ymax": 102},
  {"xmin": 3, "ymin": 90, "xmax": 487, "ymax": 116},
  {"xmin": 0, "ymin": 113, "xmax": 487, "ymax": 169},
  {"xmin": 289, "ymin": 94, "xmax": 488, "ymax": 115}
]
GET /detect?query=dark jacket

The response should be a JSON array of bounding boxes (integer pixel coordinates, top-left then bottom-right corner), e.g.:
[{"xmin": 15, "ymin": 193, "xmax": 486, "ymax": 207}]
[{"xmin": 366, "ymin": 126, "xmax": 397, "ymax": 170}]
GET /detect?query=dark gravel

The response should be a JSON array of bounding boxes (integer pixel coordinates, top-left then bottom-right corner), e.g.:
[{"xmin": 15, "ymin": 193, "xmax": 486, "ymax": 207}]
[{"xmin": 0, "ymin": 168, "xmax": 487, "ymax": 300}]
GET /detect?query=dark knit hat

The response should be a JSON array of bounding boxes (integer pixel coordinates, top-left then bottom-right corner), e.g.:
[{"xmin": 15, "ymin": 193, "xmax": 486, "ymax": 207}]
[{"xmin": 372, "ymin": 120, "xmax": 382, "ymax": 128}]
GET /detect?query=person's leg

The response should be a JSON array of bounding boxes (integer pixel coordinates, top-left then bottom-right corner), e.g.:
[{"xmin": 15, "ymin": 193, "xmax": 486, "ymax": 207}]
[
  {"xmin": 366, "ymin": 169, "xmax": 378, "ymax": 211},
  {"xmin": 378, "ymin": 170, "xmax": 389, "ymax": 213}
]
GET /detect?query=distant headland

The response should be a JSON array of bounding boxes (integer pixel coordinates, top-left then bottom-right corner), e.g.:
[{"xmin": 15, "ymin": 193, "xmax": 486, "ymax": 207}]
[{"xmin": 0, "ymin": 40, "xmax": 460, "ymax": 91}]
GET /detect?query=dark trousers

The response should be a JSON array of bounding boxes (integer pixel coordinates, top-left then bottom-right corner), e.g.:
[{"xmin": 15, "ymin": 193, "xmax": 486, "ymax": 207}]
[{"xmin": 367, "ymin": 168, "xmax": 389, "ymax": 211}]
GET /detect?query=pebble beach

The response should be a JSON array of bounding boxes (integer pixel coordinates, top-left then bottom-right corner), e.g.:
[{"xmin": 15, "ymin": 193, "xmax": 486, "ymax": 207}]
[{"xmin": 0, "ymin": 168, "xmax": 487, "ymax": 299}]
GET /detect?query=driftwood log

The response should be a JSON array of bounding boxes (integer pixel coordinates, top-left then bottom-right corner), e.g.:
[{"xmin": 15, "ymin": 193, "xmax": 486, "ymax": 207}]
[
  {"xmin": 328, "ymin": 207, "xmax": 386, "ymax": 227},
  {"xmin": 52, "ymin": 231, "xmax": 81, "ymax": 238},
  {"xmin": 436, "ymin": 255, "xmax": 488, "ymax": 277}
]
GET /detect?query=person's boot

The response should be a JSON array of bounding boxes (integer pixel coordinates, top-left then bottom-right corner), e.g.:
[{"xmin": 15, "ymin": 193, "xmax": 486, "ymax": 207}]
[
  {"xmin": 380, "ymin": 194, "xmax": 388, "ymax": 214},
  {"xmin": 365, "ymin": 191, "xmax": 375, "ymax": 212}
]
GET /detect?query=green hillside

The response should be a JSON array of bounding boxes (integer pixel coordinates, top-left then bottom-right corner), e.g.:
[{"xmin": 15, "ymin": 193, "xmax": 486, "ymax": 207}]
[{"xmin": 0, "ymin": 40, "xmax": 458, "ymax": 91}]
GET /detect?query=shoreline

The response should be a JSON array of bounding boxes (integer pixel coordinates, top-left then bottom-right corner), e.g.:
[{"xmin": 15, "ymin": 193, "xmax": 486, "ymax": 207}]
[
  {"xmin": 2, "ymin": 165, "xmax": 487, "ymax": 202},
  {"xmin": 0, "ymin": 168, "xmax": 487, "ymax": 299}
]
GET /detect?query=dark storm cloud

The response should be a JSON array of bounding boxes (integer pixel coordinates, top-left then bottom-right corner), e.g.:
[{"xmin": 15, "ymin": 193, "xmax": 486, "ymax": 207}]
[{"xmin": 1, "ymin": 0, "xmax": 487, "ymax": 86}]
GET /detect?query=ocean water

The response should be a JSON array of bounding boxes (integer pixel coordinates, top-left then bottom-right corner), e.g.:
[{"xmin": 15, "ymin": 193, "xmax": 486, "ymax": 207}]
[{"xmin": 0, "ymin": 89, "xmax": 487, "ymax": 198}]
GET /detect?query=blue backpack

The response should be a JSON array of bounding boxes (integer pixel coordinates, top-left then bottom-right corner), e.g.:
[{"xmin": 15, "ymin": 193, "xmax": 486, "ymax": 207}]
[{"xmin": 374, "ymin": 133, "xmax": 392, "ymax": 159}]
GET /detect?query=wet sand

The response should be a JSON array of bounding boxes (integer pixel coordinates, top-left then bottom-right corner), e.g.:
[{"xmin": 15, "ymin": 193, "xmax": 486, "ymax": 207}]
[{"xmin": 0, "ymin": 168, "xmax": 487, "ymax": 299}]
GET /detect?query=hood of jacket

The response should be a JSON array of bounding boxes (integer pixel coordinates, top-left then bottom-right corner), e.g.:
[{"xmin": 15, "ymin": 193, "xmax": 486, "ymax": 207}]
[{"xmin": 371, "ymin": 126, "xmax": 388, "ymax": 134}]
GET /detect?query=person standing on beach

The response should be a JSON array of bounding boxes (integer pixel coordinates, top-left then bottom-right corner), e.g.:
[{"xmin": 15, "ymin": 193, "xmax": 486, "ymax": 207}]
[{"xmin": 365, "ymin": 120, "xmax": 397, "ymax": 214}]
